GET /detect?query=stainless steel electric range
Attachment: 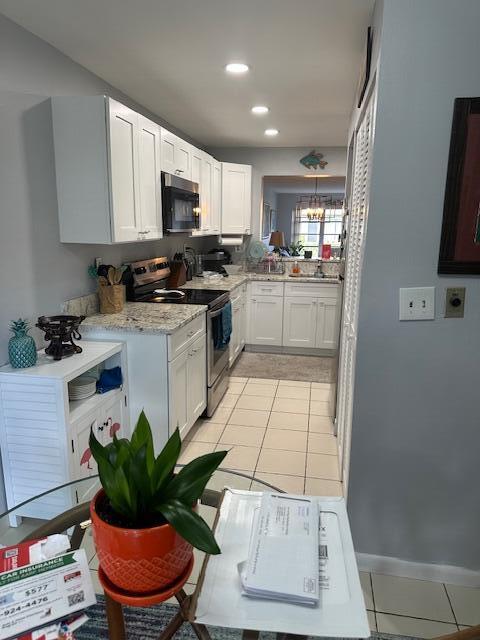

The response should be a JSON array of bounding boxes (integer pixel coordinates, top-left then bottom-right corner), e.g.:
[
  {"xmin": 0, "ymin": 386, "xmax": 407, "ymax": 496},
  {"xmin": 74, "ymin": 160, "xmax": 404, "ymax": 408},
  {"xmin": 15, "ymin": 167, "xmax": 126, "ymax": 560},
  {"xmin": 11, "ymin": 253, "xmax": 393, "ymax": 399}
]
[{"xmin": 124, "ymin": 257, "xmax": 230, "ymax": 416}]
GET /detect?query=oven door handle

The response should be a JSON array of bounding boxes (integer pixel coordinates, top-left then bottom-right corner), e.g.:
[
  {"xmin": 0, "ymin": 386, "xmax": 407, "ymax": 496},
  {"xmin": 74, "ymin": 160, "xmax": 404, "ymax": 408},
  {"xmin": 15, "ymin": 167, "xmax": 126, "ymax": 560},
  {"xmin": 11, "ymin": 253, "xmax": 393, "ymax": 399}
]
[{"xmin": 209, "ymin": 307, "xmax": 225, "ymax": 319}]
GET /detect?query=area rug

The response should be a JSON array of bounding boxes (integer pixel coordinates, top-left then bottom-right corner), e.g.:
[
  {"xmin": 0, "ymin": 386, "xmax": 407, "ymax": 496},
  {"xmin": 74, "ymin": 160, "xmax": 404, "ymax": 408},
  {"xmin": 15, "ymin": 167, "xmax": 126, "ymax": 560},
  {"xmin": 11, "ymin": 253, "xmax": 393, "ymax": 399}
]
[
  {"xmin": 76, "ymin": 594, "xmax": 409, "ymax": 640},
  {"xmin": 230, "ymin": 352, "xmax": 335, "ymax": 383}
]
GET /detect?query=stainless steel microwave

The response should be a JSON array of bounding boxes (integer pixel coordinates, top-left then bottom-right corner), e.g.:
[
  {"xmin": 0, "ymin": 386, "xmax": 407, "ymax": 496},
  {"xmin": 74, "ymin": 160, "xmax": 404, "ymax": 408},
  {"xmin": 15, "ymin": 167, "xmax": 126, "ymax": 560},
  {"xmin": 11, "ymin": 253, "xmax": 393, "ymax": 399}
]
[{"xmin": 162, "ymin": 172, "xmax": 200, "ymax": 234}]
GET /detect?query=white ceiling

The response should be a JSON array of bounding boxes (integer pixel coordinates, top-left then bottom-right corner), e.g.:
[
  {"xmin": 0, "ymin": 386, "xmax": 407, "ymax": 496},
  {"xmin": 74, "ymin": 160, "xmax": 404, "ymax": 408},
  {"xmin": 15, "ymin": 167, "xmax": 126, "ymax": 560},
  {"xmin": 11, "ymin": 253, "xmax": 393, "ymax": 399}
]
[{"xmin": 0, "ymin": 0, "xmax": 374, "ymax": 147}]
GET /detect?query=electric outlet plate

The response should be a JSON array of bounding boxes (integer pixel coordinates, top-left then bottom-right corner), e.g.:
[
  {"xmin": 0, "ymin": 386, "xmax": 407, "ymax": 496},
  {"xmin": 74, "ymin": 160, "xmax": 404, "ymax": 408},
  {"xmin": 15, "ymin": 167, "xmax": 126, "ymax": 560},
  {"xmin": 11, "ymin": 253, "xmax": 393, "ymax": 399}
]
[
  {"xmin": 445, "ymin": 287, "xmax": 465, "ymax": 318},
  {"xmin": 399, "ymin": 287, "xmax": 435, "ymax": 321}
]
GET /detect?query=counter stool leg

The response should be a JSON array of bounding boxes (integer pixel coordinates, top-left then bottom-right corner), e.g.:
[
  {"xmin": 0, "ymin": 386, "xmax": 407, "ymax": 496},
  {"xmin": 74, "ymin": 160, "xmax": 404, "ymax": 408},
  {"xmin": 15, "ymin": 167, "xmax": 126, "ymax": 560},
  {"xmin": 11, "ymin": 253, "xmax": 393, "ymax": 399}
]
[{"xmin": 104, "ymin": 593, "xmax": 126, "ymax": 640}]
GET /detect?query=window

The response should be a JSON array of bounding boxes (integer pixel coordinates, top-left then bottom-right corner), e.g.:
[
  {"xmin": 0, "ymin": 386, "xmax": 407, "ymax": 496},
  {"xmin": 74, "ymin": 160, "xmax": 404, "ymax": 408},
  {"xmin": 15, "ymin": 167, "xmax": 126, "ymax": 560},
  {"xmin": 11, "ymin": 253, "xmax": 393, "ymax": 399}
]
[{"xmin": 292, "ymin": 206, "xmax": 344, "ymax": 258}]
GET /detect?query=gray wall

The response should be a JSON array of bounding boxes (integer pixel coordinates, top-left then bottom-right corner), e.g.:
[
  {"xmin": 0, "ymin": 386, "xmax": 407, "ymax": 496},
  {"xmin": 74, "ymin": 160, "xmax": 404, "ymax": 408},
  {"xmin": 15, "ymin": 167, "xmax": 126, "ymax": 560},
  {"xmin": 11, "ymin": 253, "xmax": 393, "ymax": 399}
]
[
  {"xmin": 207, "ymin": 147, "xmax": 347, "ymax": 239},
  {"xmin": 348, "ymin": 0, "xmax": 480, "ymax": 570},
  {"xmin": 0, "ymin": 15, "xmax": 218, "ymax": 512}
]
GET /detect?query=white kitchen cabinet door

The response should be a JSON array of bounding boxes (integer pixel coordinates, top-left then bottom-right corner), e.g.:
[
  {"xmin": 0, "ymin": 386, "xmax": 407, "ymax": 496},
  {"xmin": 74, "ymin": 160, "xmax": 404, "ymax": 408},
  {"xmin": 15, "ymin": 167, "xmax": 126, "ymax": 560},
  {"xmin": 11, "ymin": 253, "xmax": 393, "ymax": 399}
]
[
  {"xmin": 138, "ymin": 116, "xmax": 162, "ymax": 239},
  {"xmin": 239, "ymin": 295, "xmax": 247, "ymax": 350},
  {"xmin": 72, "ymin": 411, "xmax": 102, "ymax": 504},
  {"xmin": 101, "ymin": 393, "xmax": 126, "ymax": 443},
  {"xmin": 108, "ymin": 99, "xmax": 142, "ymax": 242},
  {"xmin": 211, "ymin": 160, "xmax": 222, "ymax": 234},
  {"xmin": 160, "ymin": 129, "xmax": 191, "ymax": 179},
  {"xmin": 229, "ymin": 294, "xmax": 242, "ymax": 365},
  {"xmin": 168, "ymin": 350, "xmax": 189, "ymax": 437},
  {"xmin": 283, "ymin": 297, "xmax": 318, "ymax": 348},
  {"xmin": 221, "ymin": 162, "xmax": 252, "ymax": 234},
  {"xmin": 191, "ymin": 148, "xmax": 202, "ymax": 187},
  {"xmin": 248, "ymin": 295, "xmax": 283, "ymax": 346},
  {"xmin": 200, "ymin": 154, "xmax": 214, "ymax": 234},
  {"xmin": 315, "ymin": 299, "xmax": 339, "ymax": 349},
  {"xmin": 187, "ymin": 335, "xmax": 207, "ymax": 427}
]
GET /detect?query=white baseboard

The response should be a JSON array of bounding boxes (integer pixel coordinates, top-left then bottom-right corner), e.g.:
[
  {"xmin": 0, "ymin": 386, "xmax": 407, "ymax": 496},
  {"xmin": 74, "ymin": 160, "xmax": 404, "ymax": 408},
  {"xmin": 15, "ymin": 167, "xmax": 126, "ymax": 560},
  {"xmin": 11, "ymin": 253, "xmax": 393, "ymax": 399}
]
[{"xmin": 356, "ymin": 552, "xmax": 480, "ymax": 587}]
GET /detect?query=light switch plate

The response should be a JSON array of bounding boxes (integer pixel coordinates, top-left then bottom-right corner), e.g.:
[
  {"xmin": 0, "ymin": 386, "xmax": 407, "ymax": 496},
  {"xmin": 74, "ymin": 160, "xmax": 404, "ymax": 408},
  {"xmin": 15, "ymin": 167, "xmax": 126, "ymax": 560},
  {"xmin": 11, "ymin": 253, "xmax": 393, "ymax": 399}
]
[{"xmin": 399, "ymin": 287, "xmax": 435, "ymax": 321}]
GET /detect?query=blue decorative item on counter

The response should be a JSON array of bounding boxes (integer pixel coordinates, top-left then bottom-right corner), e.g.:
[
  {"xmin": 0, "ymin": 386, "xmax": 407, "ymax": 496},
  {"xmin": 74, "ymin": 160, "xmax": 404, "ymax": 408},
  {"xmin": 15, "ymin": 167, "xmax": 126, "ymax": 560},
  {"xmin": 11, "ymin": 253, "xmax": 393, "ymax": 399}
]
[
  {"xmin": 8, "ymin": 319, "xmax": 37, "ymax": 368},
  {"xmin": 97, "ymin": 366, "xmax": 123, "ymax": 394}
]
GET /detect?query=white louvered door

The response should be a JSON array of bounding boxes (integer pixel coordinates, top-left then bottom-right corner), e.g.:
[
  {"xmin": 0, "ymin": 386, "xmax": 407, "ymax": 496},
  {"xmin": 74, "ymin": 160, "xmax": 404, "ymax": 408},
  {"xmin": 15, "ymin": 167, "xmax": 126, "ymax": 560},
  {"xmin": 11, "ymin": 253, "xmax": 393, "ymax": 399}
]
[{"xmin": 336, "ymin": 90, "xmax": 376, "ymax": 494}]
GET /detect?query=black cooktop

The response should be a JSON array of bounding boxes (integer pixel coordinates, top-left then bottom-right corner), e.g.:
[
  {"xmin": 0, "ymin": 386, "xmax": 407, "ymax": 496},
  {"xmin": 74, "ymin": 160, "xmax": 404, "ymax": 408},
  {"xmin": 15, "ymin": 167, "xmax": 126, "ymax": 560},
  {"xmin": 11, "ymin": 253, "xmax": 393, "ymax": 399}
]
[{"xmin": 135, "ymin": 288, "xmax": 229, "ymax": 309}]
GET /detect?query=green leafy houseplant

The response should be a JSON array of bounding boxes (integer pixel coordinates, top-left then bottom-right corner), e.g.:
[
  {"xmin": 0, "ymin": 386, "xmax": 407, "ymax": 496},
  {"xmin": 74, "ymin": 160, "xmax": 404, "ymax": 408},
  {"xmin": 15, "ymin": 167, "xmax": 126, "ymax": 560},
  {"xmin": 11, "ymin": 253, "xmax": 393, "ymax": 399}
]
[
  {"xmin": 89, "ymin": 411, "xmax": 227, "ymax": 555},
  {"xmin": 289, "ymin": 241, "xmax": 304, "ymax": 257}
]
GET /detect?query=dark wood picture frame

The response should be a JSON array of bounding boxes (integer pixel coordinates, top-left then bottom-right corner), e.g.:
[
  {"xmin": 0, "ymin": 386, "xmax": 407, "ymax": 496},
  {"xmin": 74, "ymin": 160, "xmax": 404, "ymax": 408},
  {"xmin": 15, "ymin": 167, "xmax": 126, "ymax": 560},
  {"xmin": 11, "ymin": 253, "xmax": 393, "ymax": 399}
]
[
  {"xmin": 357, "ymin": 27, "xmax": 372, "ymax": 109},
  {"xmin": 438, "ymin": 97, "xmax": 480, "ymax": 274}
]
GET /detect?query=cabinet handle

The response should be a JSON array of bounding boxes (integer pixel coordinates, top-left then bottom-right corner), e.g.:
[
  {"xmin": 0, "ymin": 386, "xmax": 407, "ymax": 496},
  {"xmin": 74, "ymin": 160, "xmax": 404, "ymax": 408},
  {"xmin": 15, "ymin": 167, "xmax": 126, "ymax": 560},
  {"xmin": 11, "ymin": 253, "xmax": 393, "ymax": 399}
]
[{"xmin": 187, "ymin": 330, "xmax": 195, "ymax": 337}]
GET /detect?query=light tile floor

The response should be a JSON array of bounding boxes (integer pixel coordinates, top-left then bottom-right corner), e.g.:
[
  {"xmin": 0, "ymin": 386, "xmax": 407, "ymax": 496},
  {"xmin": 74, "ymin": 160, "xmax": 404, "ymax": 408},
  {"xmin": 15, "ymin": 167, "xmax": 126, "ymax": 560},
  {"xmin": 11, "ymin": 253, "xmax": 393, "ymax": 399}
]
[
  {"xmin": 180, "ymin": 376, "xmax": 343, "ymax": 495},
  {"xmin": 82, "ymin": 376, "xmax": 480, "ymax": 637}
]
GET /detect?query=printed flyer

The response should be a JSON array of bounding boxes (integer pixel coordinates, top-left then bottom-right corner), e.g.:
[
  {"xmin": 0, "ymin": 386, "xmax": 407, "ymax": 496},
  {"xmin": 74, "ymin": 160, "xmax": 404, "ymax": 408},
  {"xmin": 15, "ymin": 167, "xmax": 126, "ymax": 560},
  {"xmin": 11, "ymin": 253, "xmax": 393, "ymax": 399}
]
[{"xmin": 0, "ymin": 549, "xmax": 95, "ymax": 640}]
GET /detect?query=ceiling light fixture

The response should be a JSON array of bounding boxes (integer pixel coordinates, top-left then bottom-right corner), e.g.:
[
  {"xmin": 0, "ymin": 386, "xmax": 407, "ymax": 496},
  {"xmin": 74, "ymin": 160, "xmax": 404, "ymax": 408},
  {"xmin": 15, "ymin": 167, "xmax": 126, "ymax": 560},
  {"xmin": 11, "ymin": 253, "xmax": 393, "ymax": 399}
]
[
  {"xmin": 251, "ymin": 105, "xmax": 269, "ymax": 114},
  {"xmin": 264, "ymin": 128, "xmax": 279, "ymax": 136},
  {"xmin": 225, "ymin": 62, "xmax": 249, "ymax": 74},
  {"xmin": 303, "ymin": 174, "xmax": 333, "ymax": 178}
]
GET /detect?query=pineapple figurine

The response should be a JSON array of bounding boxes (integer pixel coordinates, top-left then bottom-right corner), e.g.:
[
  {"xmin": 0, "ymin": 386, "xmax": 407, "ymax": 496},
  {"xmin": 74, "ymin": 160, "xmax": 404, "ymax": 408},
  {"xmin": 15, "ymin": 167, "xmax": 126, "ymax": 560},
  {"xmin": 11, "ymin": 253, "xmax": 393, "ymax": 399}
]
[{"xmin": 8, "ymin": 319, "xmax": 37, "ymax": 368}]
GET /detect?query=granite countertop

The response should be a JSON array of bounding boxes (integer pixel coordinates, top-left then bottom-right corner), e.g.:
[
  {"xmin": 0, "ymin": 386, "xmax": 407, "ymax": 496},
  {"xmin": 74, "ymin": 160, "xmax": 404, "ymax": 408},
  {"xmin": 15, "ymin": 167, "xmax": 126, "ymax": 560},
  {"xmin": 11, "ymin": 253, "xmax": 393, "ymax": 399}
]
[
  {"xmin": 181, "ymin": 273, "xmax": 340, "ymax": 292},
  {"xmin": 81, "ymin": 302, "xmax": 207, "ymax": 335}
]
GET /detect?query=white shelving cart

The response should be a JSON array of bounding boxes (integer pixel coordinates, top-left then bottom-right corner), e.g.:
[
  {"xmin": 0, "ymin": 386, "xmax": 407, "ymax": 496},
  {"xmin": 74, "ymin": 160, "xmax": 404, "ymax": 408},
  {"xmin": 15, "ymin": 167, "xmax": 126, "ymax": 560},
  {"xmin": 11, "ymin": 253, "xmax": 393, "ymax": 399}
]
[{"xmin": 0, "ymin": 341, "xmax": 129, "ymax": 526}]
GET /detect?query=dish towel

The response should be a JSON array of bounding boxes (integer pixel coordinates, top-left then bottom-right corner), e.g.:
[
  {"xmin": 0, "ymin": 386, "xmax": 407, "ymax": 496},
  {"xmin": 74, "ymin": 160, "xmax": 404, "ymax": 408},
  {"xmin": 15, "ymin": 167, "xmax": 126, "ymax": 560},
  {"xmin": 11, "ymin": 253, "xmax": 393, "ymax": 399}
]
[
  {"xmin": 221, "ymin": 301, "xmax": 232, "ymax": 347},
  {"xmin": 97, "ymin": 366, "xmax": 123, "ymax": 394},
  {"xmin": 213, "ymin": 303, "xmax": 232, "ymax": 349}
]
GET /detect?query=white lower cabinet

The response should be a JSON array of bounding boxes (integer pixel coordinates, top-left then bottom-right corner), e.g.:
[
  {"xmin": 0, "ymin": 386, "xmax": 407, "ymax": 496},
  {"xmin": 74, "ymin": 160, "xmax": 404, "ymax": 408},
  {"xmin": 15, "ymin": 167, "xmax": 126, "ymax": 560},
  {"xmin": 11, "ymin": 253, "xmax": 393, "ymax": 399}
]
[
  {"xmin": 247, "ymin": 281, "xmax": 340, "ymax": 352},
  {"xmin": 168, "ymin": 350, "xmax": 189, "ymax": 436},
  {"xmin": 315, "ymin": 299, "xmax": 339, "ymax": 349},
  {"xmin": 168, "ymin": 333, "xmax": 206, "ymax": 439},
  {"xmin": 187, "ymin": 335, "xmax": 207, "ymax": 424},
  {"xmin": 283, "ymin": 297, "xmax": 318, "ymax": 348},
  {"xmin": 248, "ymin": 295, "xmax": 283, "ymax": 346},
  {"xmin": 229, "ymin": 286, "xmax": 247, "ymax": 366}
]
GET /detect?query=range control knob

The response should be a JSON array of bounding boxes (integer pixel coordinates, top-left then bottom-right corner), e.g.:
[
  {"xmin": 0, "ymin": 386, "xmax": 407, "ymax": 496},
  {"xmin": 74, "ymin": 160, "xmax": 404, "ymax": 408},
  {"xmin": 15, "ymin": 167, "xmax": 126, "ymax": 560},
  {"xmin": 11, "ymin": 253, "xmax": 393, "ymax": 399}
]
[{"xmin": 450, "ymin": 296, "xmax": 462, "ymax": 307}]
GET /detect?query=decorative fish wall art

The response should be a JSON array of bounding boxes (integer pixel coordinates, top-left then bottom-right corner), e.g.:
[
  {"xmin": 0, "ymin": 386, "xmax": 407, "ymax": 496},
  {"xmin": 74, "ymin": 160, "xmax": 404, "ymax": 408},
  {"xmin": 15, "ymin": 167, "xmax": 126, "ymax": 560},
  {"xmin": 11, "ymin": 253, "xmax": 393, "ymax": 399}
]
[{"xmin": 300, "ymin": 150, "xmax": 328, "ymax": 170}]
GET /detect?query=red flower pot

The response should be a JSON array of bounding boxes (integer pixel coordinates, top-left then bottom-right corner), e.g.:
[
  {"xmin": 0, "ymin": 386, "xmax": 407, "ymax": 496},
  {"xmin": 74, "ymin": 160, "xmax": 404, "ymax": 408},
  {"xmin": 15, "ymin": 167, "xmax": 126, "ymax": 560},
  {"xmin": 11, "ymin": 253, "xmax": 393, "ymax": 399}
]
[{"xmin": 90, "ymin": 490, "xmax": 193, "ymax": 593}]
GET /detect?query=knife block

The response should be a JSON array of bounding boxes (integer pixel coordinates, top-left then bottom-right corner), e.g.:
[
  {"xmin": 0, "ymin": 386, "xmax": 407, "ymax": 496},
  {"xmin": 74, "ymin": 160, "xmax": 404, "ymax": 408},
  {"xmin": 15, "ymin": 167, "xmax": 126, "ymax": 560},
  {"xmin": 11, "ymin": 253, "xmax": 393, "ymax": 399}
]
[{"xmin": 167, "ymin": 261, "xmax": 187, "ymax": 288}]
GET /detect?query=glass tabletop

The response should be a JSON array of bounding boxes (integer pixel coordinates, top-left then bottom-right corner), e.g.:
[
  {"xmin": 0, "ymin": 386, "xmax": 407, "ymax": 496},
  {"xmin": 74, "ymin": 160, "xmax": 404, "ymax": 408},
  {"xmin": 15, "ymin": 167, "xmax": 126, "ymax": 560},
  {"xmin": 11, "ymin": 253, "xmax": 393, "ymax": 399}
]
[{"xmin": 0, "ymin": 467, "xmax": 282, "ymax": 546}]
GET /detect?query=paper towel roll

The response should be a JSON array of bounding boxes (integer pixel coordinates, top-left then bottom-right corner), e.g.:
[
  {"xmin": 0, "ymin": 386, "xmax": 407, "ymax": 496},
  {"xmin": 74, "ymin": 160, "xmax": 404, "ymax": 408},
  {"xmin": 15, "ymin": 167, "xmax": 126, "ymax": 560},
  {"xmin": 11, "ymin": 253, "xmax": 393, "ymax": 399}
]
[{"xmin": 218, "ymin": 236, "xmax": 244, "ymax": 246}]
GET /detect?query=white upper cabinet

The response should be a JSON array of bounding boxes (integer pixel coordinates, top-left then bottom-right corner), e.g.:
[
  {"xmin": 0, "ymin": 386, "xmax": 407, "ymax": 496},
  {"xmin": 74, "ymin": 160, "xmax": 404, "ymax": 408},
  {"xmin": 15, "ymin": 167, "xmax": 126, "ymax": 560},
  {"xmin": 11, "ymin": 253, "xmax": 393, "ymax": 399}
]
[
  {"xmin": 108, "ymin": 101, "xmax": 141, "ymax": 242},
  {"xmin": 191, "ymin": 147, "xmax": 202, "ymax": 186},
  {"xmin": 211, "ymin": 159, "xmax": 222, "ymax": 235},
  {"xmin": 221, "ymin": 162, "xmax": 252, "ymax": 235},
  {"xmin": 160, "ymin": 128, "xmax": 191, "ymax": 179},
  {"xmin": 52, "ymin": 96, "xmax": 162, "ymax": 244},
  {"xmin": 192, "ymin": 152, "xmax": 220, "ymax": 236},
  {"xmin": 136, "ymin": 115, "xmax": 163, "ymax": 240}
]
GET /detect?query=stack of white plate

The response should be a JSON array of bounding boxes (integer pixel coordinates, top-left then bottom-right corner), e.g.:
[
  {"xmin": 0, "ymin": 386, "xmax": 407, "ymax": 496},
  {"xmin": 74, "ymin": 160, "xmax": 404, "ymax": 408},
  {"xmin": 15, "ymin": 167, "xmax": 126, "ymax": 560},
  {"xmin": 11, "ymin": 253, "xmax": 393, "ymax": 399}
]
[{"xmin": 68, "ymin": 375, "xmax": 96, "ymax": 401}]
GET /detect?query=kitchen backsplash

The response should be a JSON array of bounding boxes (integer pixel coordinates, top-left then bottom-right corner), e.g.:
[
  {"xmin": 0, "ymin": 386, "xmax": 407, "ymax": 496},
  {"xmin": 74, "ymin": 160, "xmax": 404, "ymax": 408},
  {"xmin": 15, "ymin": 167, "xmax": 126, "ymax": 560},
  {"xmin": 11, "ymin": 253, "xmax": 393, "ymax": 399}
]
[
  {"xmin": 280, "ymin": 258, "xmax": 342, "ymax": 277},
  {"xmin": 62, "ymin": 293, "xmax": 99, "ymax": 317}
]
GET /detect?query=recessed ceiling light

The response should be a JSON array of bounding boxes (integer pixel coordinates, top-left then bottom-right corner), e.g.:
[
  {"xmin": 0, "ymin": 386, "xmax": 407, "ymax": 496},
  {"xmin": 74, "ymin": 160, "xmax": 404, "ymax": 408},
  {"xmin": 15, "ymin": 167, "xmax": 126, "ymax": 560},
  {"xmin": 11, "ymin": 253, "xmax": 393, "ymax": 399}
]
[
  {"xmin": 264, "ymin": 128, "xmax": 279, "ymax": 136},
  {"xmin": 251, "ymin": 105, "xmax": 269, "ymax": 114},
  {"xmin": 225, "ymin": 62, "xmax": 249, "ymax": 74}
]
